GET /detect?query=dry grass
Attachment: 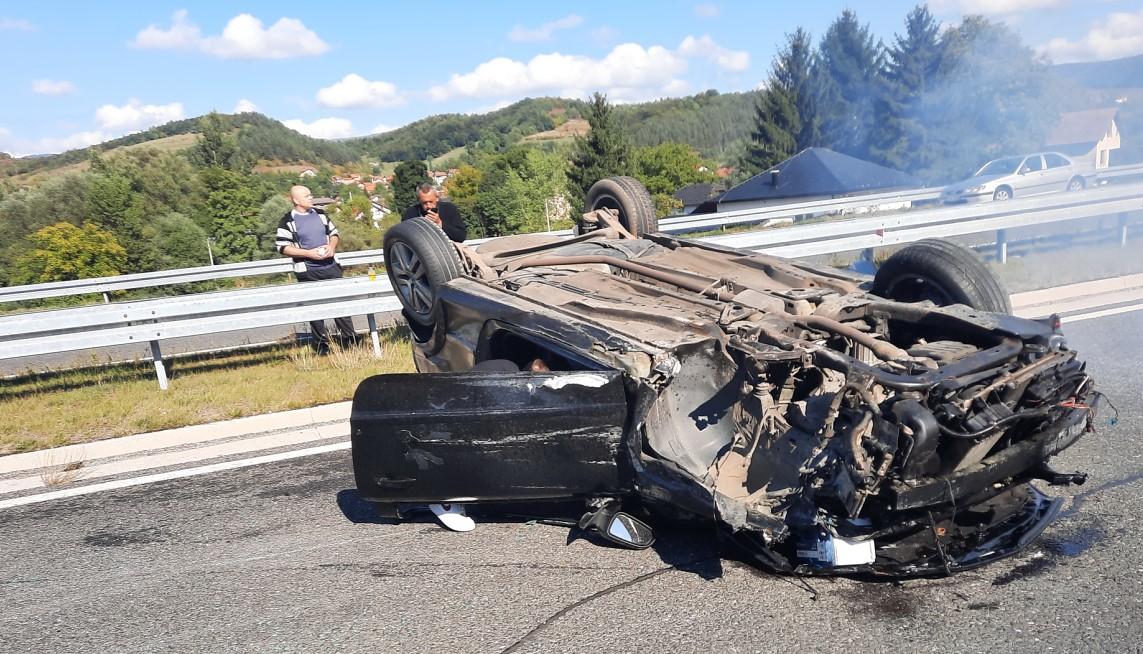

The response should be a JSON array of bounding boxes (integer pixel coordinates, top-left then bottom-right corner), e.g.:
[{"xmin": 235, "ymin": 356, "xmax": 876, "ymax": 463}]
[
  {"xmin": 7, "ymin": 134, "xmax": 200, "ymax": 186},
  {"xmin": 522, "ymin": 119, "xmax": 590, "ymax": 142},
  {"xmin": 38, "ymin": 449, "xmax": 87, "ymax": 486},
  {"xmin": 0, "ymin": 329, "xmax": 415, "ymax": 455}
]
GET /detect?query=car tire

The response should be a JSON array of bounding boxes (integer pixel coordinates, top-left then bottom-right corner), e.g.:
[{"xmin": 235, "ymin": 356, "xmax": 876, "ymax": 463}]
[
  {"xmin": 993, "ymin": 186, "xmax": 1012, "ymax": 201},
  {"xmin": 383, "ymin": 218, "xmax": 462, "ymax": 327},
  {"xmin": 1066, "ymin": 177, "xmax": 1085, "ymax": 192},
  {"xmin": 871, "ymin": 239, "xmax": 1012, "ymax": 314},
  {"xmin": 585, "ymin": 176, "xmax": 659, "ymax": 236}
]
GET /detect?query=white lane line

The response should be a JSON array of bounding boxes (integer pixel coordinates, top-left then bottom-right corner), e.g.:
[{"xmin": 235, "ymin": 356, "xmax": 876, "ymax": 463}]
[
  {"xmin": 0, "ymin": 441, "xmax": 351, "ymax": 511},
  {"xmin": 1060, "ymin": 302, "xmax": 1143, "ymax": 324},
  {"xmin": 0, "ymin": 424, "xmax": 349, "ymax": 494}
]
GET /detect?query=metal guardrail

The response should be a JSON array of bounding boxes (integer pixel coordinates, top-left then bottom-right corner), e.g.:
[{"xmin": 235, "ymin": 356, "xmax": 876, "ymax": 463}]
[
  {"xmin": 0, "ymin": 277, "xmax": 400, "ymax": 389},
  {"xmin": 1, "ymin": 170, "xmax": 1141, "ymax": 388},
  {"xmin": 5, "ymin": 160, "xmax": 1142, "ymax": 306}
]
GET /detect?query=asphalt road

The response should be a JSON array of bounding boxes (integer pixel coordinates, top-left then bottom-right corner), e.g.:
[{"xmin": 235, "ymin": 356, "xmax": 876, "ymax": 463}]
[{"xmin": 1, "ymin": 313, "xmax": 1141, "ymax": 653}]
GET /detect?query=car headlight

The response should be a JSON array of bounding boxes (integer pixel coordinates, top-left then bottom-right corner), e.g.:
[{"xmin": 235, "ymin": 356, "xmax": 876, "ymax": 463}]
[{"xmin": 967, "ymin": 185, "xmax": 986, "ymax": 193}]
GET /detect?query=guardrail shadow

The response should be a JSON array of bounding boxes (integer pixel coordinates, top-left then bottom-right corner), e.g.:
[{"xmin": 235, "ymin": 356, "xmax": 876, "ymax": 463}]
[{"xmin": 0, "ymin": 340, "xmax": 306, "ymax": 400}]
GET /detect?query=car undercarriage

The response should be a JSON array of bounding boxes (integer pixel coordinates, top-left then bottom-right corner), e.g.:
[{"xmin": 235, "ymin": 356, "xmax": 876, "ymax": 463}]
[{"xmin": 352, "ymin": 179, "xmax": 1100, "ymax": 577}]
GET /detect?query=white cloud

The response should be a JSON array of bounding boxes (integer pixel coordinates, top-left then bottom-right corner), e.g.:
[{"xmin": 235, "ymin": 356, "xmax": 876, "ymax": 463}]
[
  {"xmin": 132, "ymin": 11, "xmax": 328, "ymax": 59},
  {"xmin": 429, "ymin": 43, "xmax": 687, "ymax": 101},
  {"xmin": 0, "ymin": 17, "xmax": 35, "ymax": 31},
  {"xmin": 1039, "ymin": 9, "xmax": 1143, "ymax": 63},
  {"xmin": 95, "ymin": 99, "xmax": 185, "ymax": 132},
  {"xmin": 316, "ymin": 74, "xmax": 404, "ymax": 108},
  {"xmin": 371, "ymin": 123, "xmax": 396, "ymax": 134},
  {"xmin": 233, "ymin": 99, "xmax": 259, "ymax": 113},
  {"xmin": 508, "ymin": 14, "xmax": 583, "ymax": 42},
  {"xmin": 694, "ymin": 4, "xmax": 721, "ymax": 17},
  {"xmin": 678, "ymin": 35, "xmax": 750, "ymax": 71},
  {"xmin": 283, "ymin": 117, "xmax": 353, "ymax": 139},
  {"xmin": 132, "ymin": 10, "xmax": 201, "ymax": 49},
  {"xmin": 931, "ymin": 0, "xmax": 1066, "ymax": 15},
  {"xmin": 32, "ymin": 79, "xmax": 77, "ymax": 95}
]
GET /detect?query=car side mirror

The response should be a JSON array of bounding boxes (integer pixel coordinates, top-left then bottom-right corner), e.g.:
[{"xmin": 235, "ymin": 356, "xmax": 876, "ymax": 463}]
[
  {"xmin": 604, "ymin": 512, "xmax": 656, "ymax": 549},
  {"xmin": 578, "ymin": 501, "xmax": 655, "ymax": 549}
]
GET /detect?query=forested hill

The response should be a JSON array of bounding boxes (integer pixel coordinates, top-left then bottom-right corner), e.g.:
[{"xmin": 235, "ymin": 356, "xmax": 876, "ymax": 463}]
[
  {"xmin": 1, "ymin": 113, "xmax": 362, "ymax": 178},
  {"xmin": 2, "ymin": 91, "xmax": 759, "ymax": 182},
  {"xmin": 616, "ymin": 90, "xmax": 758, "ymax": 158}
]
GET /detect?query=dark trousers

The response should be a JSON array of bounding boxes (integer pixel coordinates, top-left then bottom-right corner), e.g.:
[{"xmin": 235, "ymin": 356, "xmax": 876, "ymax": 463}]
[{"xmin": 296, "ymin": 263, "xmax": 357, "ymax": 349}]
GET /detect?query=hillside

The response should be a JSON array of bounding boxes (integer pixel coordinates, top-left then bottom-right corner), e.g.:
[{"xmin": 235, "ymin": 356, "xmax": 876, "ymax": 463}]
[
  {"xmin": 1, "ymin": 113, "xmax": 361, "ymax": 180},
  {"xmin": 1054, "ymin": 54, "xmax": 1143, "ymax": 89},
  {"xmin": 2, "ymin": 91, "xmax": 762, "ymax": 185}
]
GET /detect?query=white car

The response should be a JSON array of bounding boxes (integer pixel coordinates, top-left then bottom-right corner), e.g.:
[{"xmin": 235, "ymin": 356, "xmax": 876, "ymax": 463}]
[{"xmin": 940, "ymin": 152, "xmax": 1090, "ymax": 204}]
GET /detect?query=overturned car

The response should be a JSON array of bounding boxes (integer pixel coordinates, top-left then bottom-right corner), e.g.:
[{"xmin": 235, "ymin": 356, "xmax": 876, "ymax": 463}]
[{"xmin": 351, "ymin": 177, "xmax": 1099, "ymax": 577}]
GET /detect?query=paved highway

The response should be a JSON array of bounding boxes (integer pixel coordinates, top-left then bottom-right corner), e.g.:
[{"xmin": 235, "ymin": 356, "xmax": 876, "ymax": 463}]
[{"xmin": 1, "ymin": 312, "xmax": 1141, "ymax": 653}]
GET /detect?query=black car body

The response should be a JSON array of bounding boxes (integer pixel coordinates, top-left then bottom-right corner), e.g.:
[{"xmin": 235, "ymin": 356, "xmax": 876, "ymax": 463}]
[{"xmin": 352, "ymin": 180, "xmax": 1098, "ymax": 577}]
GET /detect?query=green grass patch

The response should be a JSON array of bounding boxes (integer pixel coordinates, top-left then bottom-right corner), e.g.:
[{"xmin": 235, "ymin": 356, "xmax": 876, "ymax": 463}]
[{"xmin": 0, "ymin": 329, "xmax": 415, "ymax": 455}]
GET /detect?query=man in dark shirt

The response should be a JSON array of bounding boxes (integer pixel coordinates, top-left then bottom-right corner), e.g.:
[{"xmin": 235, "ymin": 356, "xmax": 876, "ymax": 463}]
[
  {"xmin": 275, "ymin": 185, "xmax": 358, "ymax": 352},
  {"xmin": 402, "ymin": 183, "xmax": 467, "ymax": 242}
]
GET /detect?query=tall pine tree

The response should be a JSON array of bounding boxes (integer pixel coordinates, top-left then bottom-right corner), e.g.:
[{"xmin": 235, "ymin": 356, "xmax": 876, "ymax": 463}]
[
  {"xmin": 746, "ymin": 28, "xmax": 818, "ymax": 173},
  {"xmin": 568, "ymin": 93, "xmax": 631, "ymax": 207},
  {"xmin": 813, "ymin": 10, "xmax": 884, "ymax": 161},
  {"xmin": 872, "ymin": 5, "xmax": 944, "ymax": 172}
]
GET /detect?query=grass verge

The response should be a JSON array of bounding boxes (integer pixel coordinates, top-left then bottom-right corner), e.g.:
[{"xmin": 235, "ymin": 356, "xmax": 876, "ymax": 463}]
[{"xmin": 0, "ymin": 328, "xmax": 415, "ymax": 455}]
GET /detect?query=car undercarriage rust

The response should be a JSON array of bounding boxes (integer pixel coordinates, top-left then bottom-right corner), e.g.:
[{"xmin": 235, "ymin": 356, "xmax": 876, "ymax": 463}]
[{"xmin": 358, "ymin": 212, "xmax": 1099, "ymax": 577}]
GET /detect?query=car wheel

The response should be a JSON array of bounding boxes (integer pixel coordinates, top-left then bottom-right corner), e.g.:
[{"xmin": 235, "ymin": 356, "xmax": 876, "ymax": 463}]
[
  {"xmin": 383, "ymin": 218, "xmax": 462, "ymax": 327},
  {"xmin": 1066, "ymin": 177, "xmax": 1085, "ymax": 192},
  {"xmin": 992, "ymin": 187, "xmax": 1012, "ymax": 201},
  {"xmin": 871, "ymin": 239, "xmax": 1011, "ymax": 313},
  {"xmin": 585, "ymin": 176, "xmax": 659, "ymax": 236}
]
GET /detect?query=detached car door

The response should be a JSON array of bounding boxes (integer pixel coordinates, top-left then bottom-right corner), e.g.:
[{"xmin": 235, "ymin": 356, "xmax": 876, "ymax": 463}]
[{"xmin": 351, "ymin": 370, "xmax": 631, "ymax": 505}]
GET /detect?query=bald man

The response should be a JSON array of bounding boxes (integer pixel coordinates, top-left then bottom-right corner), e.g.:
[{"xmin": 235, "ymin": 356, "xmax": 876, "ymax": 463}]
[{"xmin": 275, "ymin": 185, "xmax": 357, "ymax": 352}]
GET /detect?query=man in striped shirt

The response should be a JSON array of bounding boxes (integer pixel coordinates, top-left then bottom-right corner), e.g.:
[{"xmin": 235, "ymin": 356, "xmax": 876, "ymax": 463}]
[{"xmin": 275, "ymin": 185, "xmax": 357, "ymax": 352}]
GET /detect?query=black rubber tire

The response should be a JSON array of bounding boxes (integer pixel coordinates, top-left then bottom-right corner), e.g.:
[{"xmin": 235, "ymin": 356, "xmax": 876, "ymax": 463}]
[
  {"xmin": 993, "ymin": 186, "xmax": 1012, "ymax": 201},
  {"xmin": 585, "ymin": 176, "xmax": 659, "ymax": 236},
  {"xmin": 871, "ymin": 239, "xmax": 1012, "ymax": 313},
  {"xmin": 1066, "ymin": 176, "xmax": 1085, "ymax": 192},
  {"xmin": 383, "ymin": 218, "xmax": 462, "ymax": 327}
]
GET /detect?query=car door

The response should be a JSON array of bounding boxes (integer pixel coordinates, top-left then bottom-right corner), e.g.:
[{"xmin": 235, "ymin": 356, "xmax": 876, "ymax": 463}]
[
  {"xmin": 1043, "ymin": 153, "xmax": 1073, "ymax": 191},
  {"xmin": 351, "ymin": 370, "xmax": 631, "ymax": 505},
  {"xmin": 1015, "ymin": 155, "xmax": 1048, "ymax": 196}
]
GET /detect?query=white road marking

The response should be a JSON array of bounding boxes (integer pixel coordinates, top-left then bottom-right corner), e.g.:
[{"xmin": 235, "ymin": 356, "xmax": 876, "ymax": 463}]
[
  {"xmin": 1060, "ymin": 302, "xmax": 1143, "ymax": 324},
  {"xmin": 0, "ymin": 441, "xmax": 350, "ymax": 511}
]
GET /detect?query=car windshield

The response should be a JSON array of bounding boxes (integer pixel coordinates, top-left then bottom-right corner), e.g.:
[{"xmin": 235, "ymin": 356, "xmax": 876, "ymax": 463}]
[{"xmin": 975, "ymin": 157, "xmax": 1023, "ymax": 177}]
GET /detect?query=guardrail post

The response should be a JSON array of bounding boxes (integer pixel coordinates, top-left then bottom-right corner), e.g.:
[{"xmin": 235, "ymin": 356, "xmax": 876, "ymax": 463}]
[
  {"xmin": 102, "ymin": 292, "xmax": 111, "ymax": 304},
  {"xmin": 996, "ymin": 229, "xmax": 1008, "ymax": 264},
  {"xmin": 1120, "ymin": 212, "xmax": 1130, "ymax": 247},
  {"xmin": 367, "ymin": 314, "xmax": 382, "ymax": 357},
  {"xmin": 149, "ymin": 340, "xmax": 169, "ymax": 390}
]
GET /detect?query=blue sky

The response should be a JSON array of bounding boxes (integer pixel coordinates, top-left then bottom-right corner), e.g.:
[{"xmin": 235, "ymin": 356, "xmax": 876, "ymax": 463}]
[{"xmin": 1, "ymin": 1, "xmax": 1140, "ymax": 156}]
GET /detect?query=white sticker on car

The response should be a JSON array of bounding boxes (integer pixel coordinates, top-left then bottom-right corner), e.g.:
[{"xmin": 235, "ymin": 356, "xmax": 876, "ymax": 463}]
[{"xmin": 542, "ymin": 373, "xmax": 609, "ymax": 389}]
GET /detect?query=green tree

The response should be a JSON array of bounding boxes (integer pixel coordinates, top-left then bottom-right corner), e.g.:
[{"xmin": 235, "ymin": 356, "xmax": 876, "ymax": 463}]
[
  {"xmin": 258, "ymin": 194, "xmax": 292, "ymax": 244},
  {"xmin": 12, "ymin": 222, "xmax": 127, "ymax": 284},
  {"xmin": 192, "ymin": 112, "xmax": 241, "ymax": 170},
  {"xmin": 872, "ymin": 5, "xmax": 944, "ymax": 171},
  {"xmin": 568, "ymin": 92, "xmax": 631, "ymax": 208},
  {"xmin": 631, "ymin": 142, "xmax": 716, "ymax": 216},
  {"xmin": 813, "ymin": 10, "xmax": 884, "ymax": 160},
  {"xmin": 919, "ymin": 16, "xmax": 1058, "ymax": 180},
  {"xmin": 746, "ymin": 28, "xmax": 818, "ymax": 173},
  {"xmin": 477, "ymin": 147, "xmax": 571, "ymax": 235},
  {"xmin": 443, "ymin": 164, "xmax": 486, "ymax": 237},
  {"xmin": 392, "ymin": 159, "xmax": 428, "ymax": 213},
  {"xmin": 153, "ymin": 212, "xmax": 209, "ymax": 269},
  {"xmin": 86, "ymin": 171, "xmax": 133, "ymax": 231}
]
